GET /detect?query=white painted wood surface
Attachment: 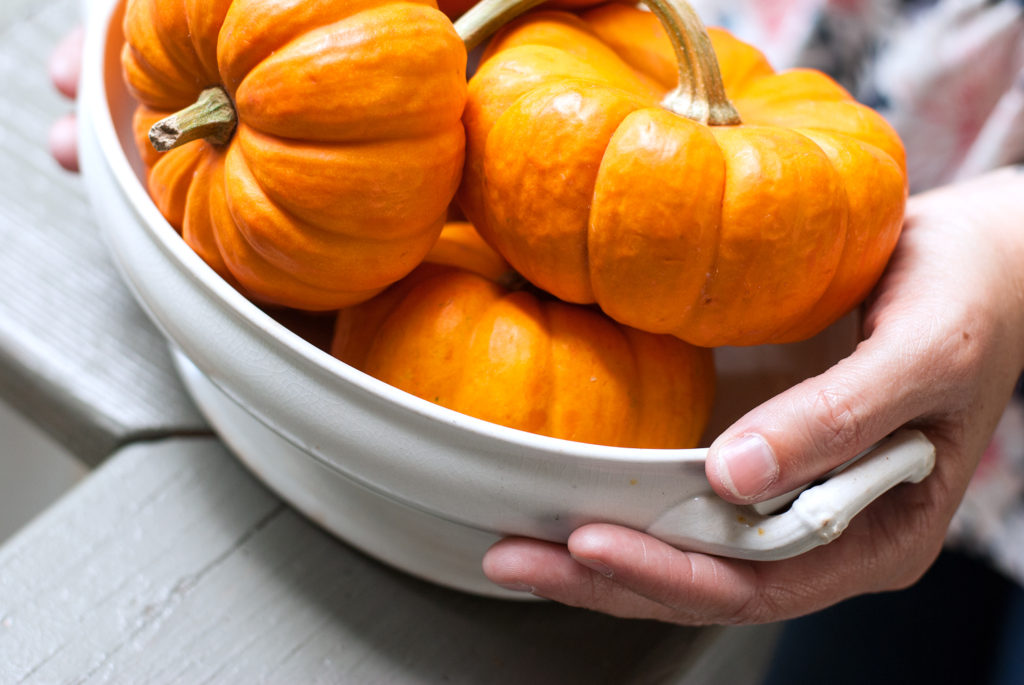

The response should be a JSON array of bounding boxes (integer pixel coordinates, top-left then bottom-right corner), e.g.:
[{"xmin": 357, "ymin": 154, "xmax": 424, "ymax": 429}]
[
  {"xmin": 0, "ymin": 0, "xmax": 207, "ymax": 465},
  {"xmin": 0, "ymin": 437, "xmax": 712, "ymax": 683},
  {"xmin": 0, "ymin": 399, "xmax": 85, "ymax": 543}
]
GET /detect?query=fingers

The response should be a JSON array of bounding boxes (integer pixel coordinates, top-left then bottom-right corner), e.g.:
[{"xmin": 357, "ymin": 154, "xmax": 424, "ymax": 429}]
[
  {"xmin": 482, "ymin": 534, "xmax": 740, "ymax": 624},
  {"xmin": 49, "ymin": 113, "xmax": 79, "ymax": 172},
  {"xmin": 49, "ymin": 26, "xmax": 83, "ymax": 99},
  {"xmin": 483, "ymin": 526, "xmax": 770, "ymax": 625},
  {"xmin": 705, "ymin": 331, "xmax": 929, "ymax": 503},
  {"xmin": 483, "ymin": 483, "xmax": 944, "ymax": 625},
  {"xmin": 566, "ymin": 525, "xmax": 764, "ymax": 624},
  {"xmin": 49, "ymin": 27, "xmax": 83, "ymax": 173}
]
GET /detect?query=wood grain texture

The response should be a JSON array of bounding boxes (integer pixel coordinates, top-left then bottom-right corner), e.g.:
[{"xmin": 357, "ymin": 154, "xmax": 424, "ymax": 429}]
[
  {"xmin": 0, "ymin": 438, "xmax": 707, "ymax": 683},
  {"xmin": 0, "ymin": 0, "xmax": 207, "ymax": 466}
]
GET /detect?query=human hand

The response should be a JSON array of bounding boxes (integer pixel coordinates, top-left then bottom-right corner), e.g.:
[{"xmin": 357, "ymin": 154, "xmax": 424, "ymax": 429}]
[
  {"xmin": 48, "ymin": 26, "xmax": 83, "ymax": 172},
  {"xmin": 483, "ymin": 167, "xmax": 1024, "ymax": 624}
]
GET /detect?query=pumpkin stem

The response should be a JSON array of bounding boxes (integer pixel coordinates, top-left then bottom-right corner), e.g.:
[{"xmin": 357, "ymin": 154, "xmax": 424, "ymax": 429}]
[
  {"xmin": 454, "ymin": 0, "xmax": 740, "ymax": 126},
  {"xmin": 453, "ymin": 0, "xmax": 547, "ymax": 52},
  {"xmin": 645, "ymin": 0, "xmax": 741, "ymax": 125},
  {"xmin": 149, "ymin": 86, "xmax": 237, "ymax": 152}
]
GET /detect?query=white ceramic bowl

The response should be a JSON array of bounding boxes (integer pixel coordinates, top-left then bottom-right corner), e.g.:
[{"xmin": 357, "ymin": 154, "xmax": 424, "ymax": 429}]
[{"xmin": 79, "ymin": 0, "xmax": 935, "ymax": 599}]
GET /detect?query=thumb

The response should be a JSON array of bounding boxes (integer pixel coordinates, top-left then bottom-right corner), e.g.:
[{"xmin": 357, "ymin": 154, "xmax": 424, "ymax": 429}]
[{"xmin": 704, "ymin": 332, "xmax": 927, "ymax": 504}]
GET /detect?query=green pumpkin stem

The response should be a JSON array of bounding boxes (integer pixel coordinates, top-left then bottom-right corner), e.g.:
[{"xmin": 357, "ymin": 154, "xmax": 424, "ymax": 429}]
[
  {"xmin": 453, "ymin": 0, "xmax": 547, "ymax": 52},
  {"xmin": 149, "ymin": 86, "xmax": 237, "ymax": 152},
  {"xmin": 453, "ymin": 0, "xmax": 741, "ymax": 126},
  {"xmin": 646, "ymin": 0, "xmax": 741, "ymax": 125}
]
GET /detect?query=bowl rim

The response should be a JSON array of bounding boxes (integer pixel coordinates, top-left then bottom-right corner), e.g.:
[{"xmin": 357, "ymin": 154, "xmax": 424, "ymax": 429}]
[{"xmin": 83, "ymin": 0, "xmax": 712, "ymax": 469}]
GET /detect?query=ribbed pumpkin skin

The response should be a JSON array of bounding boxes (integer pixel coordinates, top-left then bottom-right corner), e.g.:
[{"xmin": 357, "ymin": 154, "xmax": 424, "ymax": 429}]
[
  {"xmin": 331, "ymin": 223, "xmax": 715, "ymax": 448},
  {"xmin": 459, "ymin": 3, "xmax": 907, "ymax": 347},
  {"xmin": 122, "ymin": 0, "xmax": 467, "ymax": 310}
]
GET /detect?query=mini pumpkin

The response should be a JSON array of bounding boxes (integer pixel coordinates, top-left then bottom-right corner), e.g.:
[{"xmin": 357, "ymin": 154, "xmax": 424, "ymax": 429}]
[
  {"xmin": 121, "ymin": 0, "xmax": 467, "ymax": 310},
  {"xmin": 331, "ymin": 222, "xmax": 715, "ymax": 448},
  {"xmin": 456, "ymin": 0, "xmax": 907, "ymax": 347}
]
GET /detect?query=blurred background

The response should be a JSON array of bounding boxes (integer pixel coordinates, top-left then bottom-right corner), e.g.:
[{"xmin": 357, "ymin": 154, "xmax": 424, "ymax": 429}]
[{"xmin": 0, "ymin": 0, "xmax": 88, "ymax": 544}]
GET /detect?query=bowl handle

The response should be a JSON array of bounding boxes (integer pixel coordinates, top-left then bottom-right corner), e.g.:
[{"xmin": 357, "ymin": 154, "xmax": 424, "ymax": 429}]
[{"xmin": 646, "ymin": 429, "xmax": 936, "ymax": 561}]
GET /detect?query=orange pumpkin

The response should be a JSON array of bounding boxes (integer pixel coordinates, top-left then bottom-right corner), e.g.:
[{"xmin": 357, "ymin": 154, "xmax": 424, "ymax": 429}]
[
  {"xmin": 121, "ymin": 0, "xmax": 467, "ymax": 310},
  {"xmin": 457, "ymin": 0, "xmax": 907, "ymax": 347},
  {"xmin": 331, "ymin": 222, "xmax": 715, "ymax": 448}
]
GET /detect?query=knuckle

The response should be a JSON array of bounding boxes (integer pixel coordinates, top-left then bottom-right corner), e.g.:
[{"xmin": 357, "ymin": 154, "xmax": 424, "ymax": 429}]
[
  {"xmin": 721, "ymin": 580, "xmax": 793, "ymax": 625},
  {"xmin": 716, "ymin": 569, "xmax": 779, "ymax": 626},
  {"xmin": 860, "ymin": 493, "xmax": 944, "ymax": 592},
  {"xmin": 809, "ymin": 387, "xmax": 863, "ymax": 458},
  {"xmin": 874, "ymin": 536, "xmax": 938, "ymax": 591},
  {"xmin": 721, "ymin": 592, "xmax": 770, "ymax": 625}
]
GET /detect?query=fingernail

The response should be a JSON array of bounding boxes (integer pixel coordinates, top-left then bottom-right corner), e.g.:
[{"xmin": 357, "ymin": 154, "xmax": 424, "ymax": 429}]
[
  {"xmin": 498, "ymin": 582, "xmax": 535, "ymax": 593},
  {"xmin": 714, "ymin": 434, "xmax": 779, "ymax": 500},
  {"xmin": 572, "ymin": 555, "xmax": 614, "ymax": 578}
]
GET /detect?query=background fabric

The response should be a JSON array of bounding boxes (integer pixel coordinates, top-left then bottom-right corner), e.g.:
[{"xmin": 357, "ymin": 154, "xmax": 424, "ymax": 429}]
[{"xmin": 691, "ymin": 0, "xmax": 1024, "ymax": 191}]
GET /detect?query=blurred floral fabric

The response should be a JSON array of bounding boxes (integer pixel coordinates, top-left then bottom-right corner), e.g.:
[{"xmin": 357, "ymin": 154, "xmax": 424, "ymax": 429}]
[
  {"xmin": 692, "ymin": 0, "xmax": 1024, "ymax": 582},
  {"xmin": 692, "ymin": 0, "xmax": 1024, "ymax": 192}
]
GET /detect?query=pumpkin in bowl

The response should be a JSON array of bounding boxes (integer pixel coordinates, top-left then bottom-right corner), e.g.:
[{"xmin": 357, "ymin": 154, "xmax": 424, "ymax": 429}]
[
  {"xmin": 121, "ymin": 0, "xmax": 467, "ymax": 310},
  {"xmin": 457, "ymin": 0, "xmax": 907, "ymax": 347},
  {"xmin": 331, "ymin": 223, "xmax": 715, "ymax": 448}
]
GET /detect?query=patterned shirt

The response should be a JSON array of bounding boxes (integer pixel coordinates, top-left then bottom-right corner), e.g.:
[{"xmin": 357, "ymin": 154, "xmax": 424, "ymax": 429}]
[
  {"xmin": 693, "ymin": 0, "xmax": 1024, "ymax": 582},
  {"xmin": 692, "ymin": 0, "xmax": 1024, "ymax": 191}
]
